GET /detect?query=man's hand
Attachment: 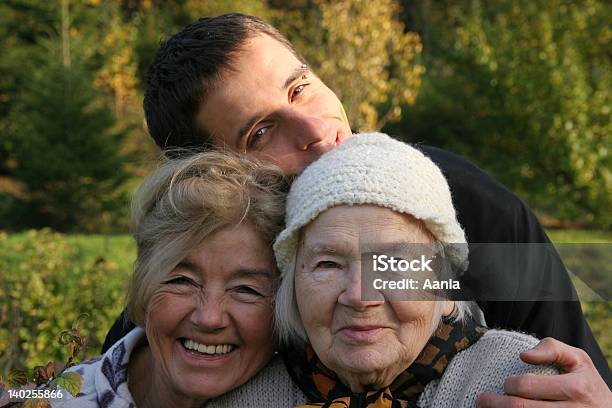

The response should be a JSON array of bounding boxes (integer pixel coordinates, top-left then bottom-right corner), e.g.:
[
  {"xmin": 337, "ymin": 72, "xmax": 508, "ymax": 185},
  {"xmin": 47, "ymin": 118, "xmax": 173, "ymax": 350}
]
[{"xmin": 476, "ymin": 337, "xmax": 611, "ymax": 407}]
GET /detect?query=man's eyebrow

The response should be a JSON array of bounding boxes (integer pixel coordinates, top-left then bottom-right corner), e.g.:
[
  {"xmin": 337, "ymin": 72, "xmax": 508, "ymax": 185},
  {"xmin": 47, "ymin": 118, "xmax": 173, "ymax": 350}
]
[{"xmin": 283, "ymin": 64, "xmax": 310, "ymax": 90}]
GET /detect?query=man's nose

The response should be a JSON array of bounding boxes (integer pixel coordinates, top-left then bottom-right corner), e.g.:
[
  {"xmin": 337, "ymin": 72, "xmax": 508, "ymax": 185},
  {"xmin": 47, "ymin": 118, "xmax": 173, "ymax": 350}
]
[
  {"xmin": 338, "ymin": 264, "xmax": 384, "ymax": 310},
  {"xmin": 190, "ymin": 293, "xmax": 228, "ymax": 331},
  {"xmin": 286, "ymin": 110, "xmax": 329, "ymax": 151}
]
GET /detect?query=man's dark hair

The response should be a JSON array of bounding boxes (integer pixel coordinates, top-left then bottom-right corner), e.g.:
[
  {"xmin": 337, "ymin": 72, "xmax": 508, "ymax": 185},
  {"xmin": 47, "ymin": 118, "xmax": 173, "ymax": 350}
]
[{"xmin": 143, "ymin": 13, "xmax": 305, "ymax": 152}]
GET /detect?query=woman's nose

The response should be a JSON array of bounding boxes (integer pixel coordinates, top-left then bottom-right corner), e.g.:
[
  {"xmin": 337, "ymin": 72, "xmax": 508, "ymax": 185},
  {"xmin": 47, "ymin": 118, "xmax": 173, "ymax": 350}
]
[
  {"xmin": 190, "ymin": 293, "xmax": 228, "ymax": 331},
  {"xmin": 338, "ymin": 264, "xmax": 384, "ymax": 310}
]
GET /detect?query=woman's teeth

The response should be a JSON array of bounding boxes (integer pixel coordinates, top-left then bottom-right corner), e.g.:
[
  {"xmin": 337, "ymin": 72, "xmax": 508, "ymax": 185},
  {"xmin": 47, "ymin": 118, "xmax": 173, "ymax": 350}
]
[{"xmin": 182, "ymin": 339, "xmax": 234, "ymax": 355}]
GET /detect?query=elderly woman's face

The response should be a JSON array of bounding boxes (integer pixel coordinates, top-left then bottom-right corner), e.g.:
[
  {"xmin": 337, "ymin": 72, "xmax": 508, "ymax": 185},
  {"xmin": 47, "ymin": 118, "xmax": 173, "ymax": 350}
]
[
  {"xmin": 145, "ymin": 223, "xmax": 276, "ymax": 400},
  {"xmin": 295, "ymin": 205, "xmax": 452, "ymax": 391}
]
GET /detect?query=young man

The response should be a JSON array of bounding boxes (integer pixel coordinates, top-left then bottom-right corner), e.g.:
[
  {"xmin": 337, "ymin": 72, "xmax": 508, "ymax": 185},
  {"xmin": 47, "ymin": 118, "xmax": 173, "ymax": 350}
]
[{"xmin": 106, "ymin": 13, "xmax": 610, "ymax": 404}]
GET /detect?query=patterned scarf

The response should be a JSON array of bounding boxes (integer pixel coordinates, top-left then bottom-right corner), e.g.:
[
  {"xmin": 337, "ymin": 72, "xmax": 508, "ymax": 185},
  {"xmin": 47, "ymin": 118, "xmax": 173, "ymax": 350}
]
[{"xmin": 283, "ymin": 318, "xmax": 488, "ymax": 408}]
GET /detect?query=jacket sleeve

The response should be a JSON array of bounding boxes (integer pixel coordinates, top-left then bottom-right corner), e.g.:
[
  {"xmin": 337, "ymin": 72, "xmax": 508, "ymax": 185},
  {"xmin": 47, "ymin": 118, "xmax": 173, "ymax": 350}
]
[{"xmin": 101, "ymin": 310, "xmax": 135, "ymax": 353}]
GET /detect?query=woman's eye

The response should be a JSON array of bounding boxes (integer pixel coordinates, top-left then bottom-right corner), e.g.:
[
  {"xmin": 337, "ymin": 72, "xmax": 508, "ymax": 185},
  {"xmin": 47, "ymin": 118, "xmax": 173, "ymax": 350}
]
[
  {"xmin": 231, "ymin": 285, "xmax": 267, "ymax": 302},
  {"xmin": 247, "ymin": 126, "xmax": 269, "ymax": 149},
  {"xmin": 234, "ymin": 285, "xmax": 263, "ymax": 296},
  {"xmin": 291, "ymin": 84, "xmax": 306, "ymax": 100},
  {"xmin": 164, "ymin": 276, "xmax": 194, "ymax": 286},
  {"xmin": 316, "ymin": 260, "xmax": 341, "ymax": 269}
]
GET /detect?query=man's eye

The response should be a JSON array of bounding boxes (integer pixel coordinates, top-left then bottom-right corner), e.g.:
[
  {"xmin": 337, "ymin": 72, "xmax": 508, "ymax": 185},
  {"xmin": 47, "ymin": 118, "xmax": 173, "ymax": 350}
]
[
  {"xmin": 247, "ymin": 126, "xmax": 270, "ymax": 149},
  {"xmin": 291, "ymin": 84, "xmax": 306, "ymax": 100}
]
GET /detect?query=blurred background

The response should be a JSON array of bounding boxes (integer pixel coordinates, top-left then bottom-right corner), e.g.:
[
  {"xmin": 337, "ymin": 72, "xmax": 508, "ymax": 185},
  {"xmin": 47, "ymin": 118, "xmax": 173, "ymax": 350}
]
[{"xmin": 0, "ymin": 0, "xmax": 610, "ymax": 376}]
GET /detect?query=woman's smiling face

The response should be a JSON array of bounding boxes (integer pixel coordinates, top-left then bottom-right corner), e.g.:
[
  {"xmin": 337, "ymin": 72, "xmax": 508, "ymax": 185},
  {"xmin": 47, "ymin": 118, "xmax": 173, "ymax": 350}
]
[{"xmin": 145, "ymin": 223, "xmax": 277, "ymax": 400}]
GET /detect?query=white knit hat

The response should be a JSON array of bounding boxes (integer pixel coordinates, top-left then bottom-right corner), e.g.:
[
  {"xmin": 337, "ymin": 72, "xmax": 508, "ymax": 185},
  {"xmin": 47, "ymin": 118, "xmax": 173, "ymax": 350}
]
[{"xmin": 273, "ymin": 132, "xmax": 468, "ymax": 276}]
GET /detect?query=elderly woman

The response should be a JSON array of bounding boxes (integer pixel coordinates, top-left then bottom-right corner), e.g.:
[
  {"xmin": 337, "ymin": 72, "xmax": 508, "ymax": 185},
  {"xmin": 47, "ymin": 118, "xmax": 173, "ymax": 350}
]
[
  {"xmin": 52, "ymin": 152, "xmax": 307, "ymax": 407},
  {"xmin": 273, "ymin": 133, "xmax": 558, "ymax": 407}
]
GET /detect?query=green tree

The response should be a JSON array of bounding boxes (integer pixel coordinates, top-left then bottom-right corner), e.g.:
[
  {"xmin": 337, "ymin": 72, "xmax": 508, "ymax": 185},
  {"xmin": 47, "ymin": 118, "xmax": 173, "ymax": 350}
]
[
  {"xmin": 6, "ymin": 53, "xmax": 129, "ymax": 232},
  {"xmin": 391, "ymin": 0, "xmax": 611, "ymax": 227},
  {"xmin": 0, "ymin": 1, "xmax": 59, "ymax": 177}
]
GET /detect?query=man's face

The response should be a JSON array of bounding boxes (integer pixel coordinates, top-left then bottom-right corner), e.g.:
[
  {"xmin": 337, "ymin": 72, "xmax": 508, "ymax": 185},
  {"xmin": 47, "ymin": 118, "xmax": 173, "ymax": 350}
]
[{"xmin": 198, "ymin": 34, "xmax": 352, "ymax": 175}]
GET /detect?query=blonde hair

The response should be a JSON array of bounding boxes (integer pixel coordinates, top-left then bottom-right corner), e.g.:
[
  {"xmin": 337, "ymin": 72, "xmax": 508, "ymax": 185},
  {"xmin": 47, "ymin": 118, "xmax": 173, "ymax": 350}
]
[{"xmin": 126, "ymin": 150, "xmax": 288, "ymax": 326}]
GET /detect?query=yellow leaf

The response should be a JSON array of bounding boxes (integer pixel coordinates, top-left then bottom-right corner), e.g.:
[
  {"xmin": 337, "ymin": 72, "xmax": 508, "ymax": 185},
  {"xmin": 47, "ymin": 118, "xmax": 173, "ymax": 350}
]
[{"xmin": 49, "ymin": 372, "xmax": 83, "ymax": 397}]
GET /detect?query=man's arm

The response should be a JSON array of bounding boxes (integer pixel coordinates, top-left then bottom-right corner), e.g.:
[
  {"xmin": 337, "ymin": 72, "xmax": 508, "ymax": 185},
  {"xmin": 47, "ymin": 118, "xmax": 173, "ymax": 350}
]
[
  {"xmin": 417, "ymin": 144, "xmax": 609, "ymax": 384},
  {"xmin": 476, "ymin": 338, "xmax": 611, "ymax": 406}
]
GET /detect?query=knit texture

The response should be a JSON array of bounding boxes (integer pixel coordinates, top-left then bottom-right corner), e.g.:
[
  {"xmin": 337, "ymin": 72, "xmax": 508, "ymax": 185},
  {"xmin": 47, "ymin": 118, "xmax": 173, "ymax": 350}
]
[
  {"xmin": 417, "ymin": 330, "xmax": 559, "ymax": 407},
  {"xmin": 274, "ymin": 133, "xmax": 467, "ymax": 277},
  {"xmin": 206, "ymin": 358, "xmax": 308, "ymax": 407}
]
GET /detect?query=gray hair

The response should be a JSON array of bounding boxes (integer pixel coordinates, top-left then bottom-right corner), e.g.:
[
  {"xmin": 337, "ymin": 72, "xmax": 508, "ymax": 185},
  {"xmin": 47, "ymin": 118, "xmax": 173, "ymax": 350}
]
[{"xmin": 126, "ymin": 150, "xmax": 288, "ymax": 326}]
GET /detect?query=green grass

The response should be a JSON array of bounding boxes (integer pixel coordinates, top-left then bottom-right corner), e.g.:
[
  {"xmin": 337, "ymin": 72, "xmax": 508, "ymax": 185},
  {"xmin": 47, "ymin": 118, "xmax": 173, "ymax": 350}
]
[
  {"xmin": 546, "ymin": 228, "xmax": 612, "ymax": 243},
  {"xmin": 65, "ymin": 234, "xmax": 135, "ymax": 272},
  {"xmin": 546, "ymin": 228, "xmax": 611, "ymax": 367}
]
